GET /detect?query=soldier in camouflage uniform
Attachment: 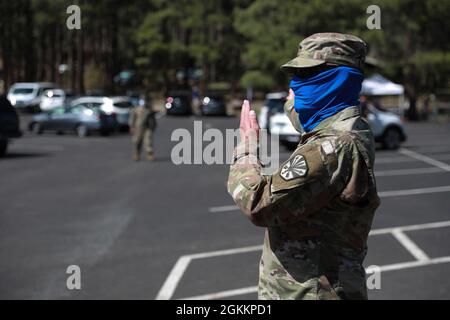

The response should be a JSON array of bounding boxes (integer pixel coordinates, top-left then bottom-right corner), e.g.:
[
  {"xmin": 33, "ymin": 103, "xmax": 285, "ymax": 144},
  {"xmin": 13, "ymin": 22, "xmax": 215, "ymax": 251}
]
[
  {"xmin": 129, "ymin": 95, "xmax": 156, "ymax": 161},
  {"xmin": 227, "ymin": 33, "xmax": 380, "ymax": 300}
]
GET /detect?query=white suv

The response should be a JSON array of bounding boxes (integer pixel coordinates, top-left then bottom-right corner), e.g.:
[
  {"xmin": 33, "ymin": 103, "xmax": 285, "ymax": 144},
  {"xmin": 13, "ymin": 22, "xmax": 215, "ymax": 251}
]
[
  {"xmin": 264, "ymin": 100, "xmax": 407, "ymax": 150},
  {"xmin": 7, "ymin": 82, "xmax": 55, "ymax": 112},
  {"xmin": 258, "ymin": 92, "xmax": 288, "ymax": 130},
  {"xmin": 40, "ymin": 89, "xmax": 75, "ymax": 111},
  {"xmin": 367, "ymin": 105, "xmax": 407, "ymax": 150}
]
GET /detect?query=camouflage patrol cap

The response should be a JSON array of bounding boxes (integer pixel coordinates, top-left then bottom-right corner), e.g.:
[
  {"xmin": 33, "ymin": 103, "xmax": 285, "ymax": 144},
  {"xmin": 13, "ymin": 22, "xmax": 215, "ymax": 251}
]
[{"xmin": 281, "ymin": 33, "xmax": 367, "ymax": 72}]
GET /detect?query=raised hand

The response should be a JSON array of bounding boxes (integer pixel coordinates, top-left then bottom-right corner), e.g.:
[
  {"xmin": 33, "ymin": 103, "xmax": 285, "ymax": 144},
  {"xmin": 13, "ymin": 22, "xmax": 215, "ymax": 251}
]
[{"xmin": 239, "ymin": 100, "xmax": 260, "ymax": 143}]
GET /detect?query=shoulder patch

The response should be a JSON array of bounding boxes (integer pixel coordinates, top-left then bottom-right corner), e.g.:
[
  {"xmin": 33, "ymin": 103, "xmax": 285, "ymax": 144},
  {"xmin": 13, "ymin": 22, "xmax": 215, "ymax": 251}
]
[
  {"xmin": 280, "ymin": 155, "xmax": 308, "ymax": 181},
  {"xmin": 321, "ymin": 140, "xmax": 335, "ymax": 155}
]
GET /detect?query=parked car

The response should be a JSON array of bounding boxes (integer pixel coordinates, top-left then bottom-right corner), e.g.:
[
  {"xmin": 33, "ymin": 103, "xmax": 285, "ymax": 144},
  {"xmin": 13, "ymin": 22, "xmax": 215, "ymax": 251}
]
[
  {"xmin": 269, "ymin": 112, "xmax": 303, "ymax": 146},
  {"xmin": 7, "ymin": 82, "xmax": 55, "ymax": 112},
  {"xmin": 70, "ymin": 96, "xmax": 133, "ymax": 129},
  {"xmin": 200, "ymin": 94, "xmax": 227, "ymax": 116},
  {"xmin": 0, "ymin": 95, "xmax": 22, "ymax": 156},
  {"xmin": 40, "ymin": 89, "xmax": 75, "ymax": 111},
  {"xmin": 258, "ymin": 92, "xmax": 288, "ymax": 131},
  {"xmin": 127, "ymin": 91, "xmax": 146, "ymax": 107},
  {"xmin": 165, "ymin": 91, "xmax": 192, "ymax": 115},
  {"xmin": 28, "ymin": 104, "xmax": 117, "ymax": 137},
  {"xmin": 264, "ymin": 98, "xmax": 407, "ymax": 150},
  {"xmin": 367, "ymin": 104, "xmax": 407, "ymax": 149}
]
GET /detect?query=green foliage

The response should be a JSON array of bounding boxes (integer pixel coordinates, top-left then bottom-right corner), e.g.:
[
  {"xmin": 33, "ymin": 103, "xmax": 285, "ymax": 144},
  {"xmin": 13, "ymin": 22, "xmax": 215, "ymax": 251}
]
[
  {"xmin": 0, "ymin": 0, "xmax": 448, "ymax": 97},
  {"xmin": 84, "ymin": 62, "xmax": 108, "ymax": 92},
  {"xmin": 240, "ymin": 70, "xmax": 275, "ymax": 90},
  {"xmin": 134, "ymin": 0, "xmax": 245, "ymax": 89},
  {"xmin": 235, "ymin": 0, "xmax": 449, "ymax": 96},
  {"xmin": 234, "ymin": 0, "xmax": 371, "ymax": 87},
  {"xmin": 411, "ymin": 51, "xmax": 450, "ymax": 92}
]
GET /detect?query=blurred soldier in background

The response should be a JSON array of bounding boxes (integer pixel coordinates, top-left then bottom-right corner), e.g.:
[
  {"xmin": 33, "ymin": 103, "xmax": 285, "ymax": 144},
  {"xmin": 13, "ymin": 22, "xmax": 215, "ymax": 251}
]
[
  {"xmin": 129, "ymin": 94, "xmax": 156, "ymax": 161},
  {"xmin": 228, "ymin": 33, "xmax": 379, "ymax": 300}
]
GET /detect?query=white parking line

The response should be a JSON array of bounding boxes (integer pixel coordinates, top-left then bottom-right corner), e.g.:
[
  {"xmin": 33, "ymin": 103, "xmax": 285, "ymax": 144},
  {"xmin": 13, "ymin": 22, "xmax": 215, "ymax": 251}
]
[
  {"xmin": 209, "ymin": 185, "xmax": 450, "ymax": 213},
  {"xmin": 375, "ymin": 167, "xmax": 443, "ymax": 177},
  {"xmin": 376, "ymin": 153, "xmax": 450, "ymax": 164},
  {"xmin": 183, "ymin": 286, "xmax": 259, "ymax": 300},
  {"xmin": 402, "ymin": 145, "xmax": 450, "ymax": 153},
  {"xmin": 156, "ymin": 257, "xmax": 191, "ymax": 300},
  {"xmin": 156, "ymin": 220, "xmax": 450, "ymax": 300},
  {"xmin": 156, "ymin": 245, "xmax": 262, "ymax": 300},
  {"xmin": 209, "ymin": 205, "xmax": 240, "ymax": 213},
  {"xmin": 399, "ymin": 148, "xmax": 450, "ymax": 172},
  {"xmin": 378, "ymin": 185, "xmax": 450, "ymax": 197},
  {"xmin": 391, "ymin": 229, "xmax": 430, "ymax": 261},
  {"xmin": 367, "ymin": 255, "xmax": 450, "ymax": 273},
  {"xmin": 168, "ymin": 148, "xmax": 450, "ymax": 299},
  {"xmin": 369, "ymin": 220, "xmax": 450, "ymax": 235},
  {"xmin": 209, "ymin": 148, "xmax": 450, "ymax": 213},
  {"xmin": 181, "ymin": 255, "xmax": 450, "ymax": 300},
  {"xmin": 188, "ymin": 245, "xmax": 263, "ymax": 260}
]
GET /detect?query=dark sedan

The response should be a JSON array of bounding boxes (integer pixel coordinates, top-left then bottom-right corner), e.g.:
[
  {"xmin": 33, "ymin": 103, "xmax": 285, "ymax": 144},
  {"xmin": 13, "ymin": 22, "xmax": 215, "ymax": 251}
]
[
  {"xmin": 165, "ymin": 92, "xmax": 192, "ymax": 115},
  {"xmin": 28, "ymin": 104, "xmax": 117, "ymax": 137},
  {"xmin": 200, "ymin": 95, "xmax": 227, "ymax": 116},
  {"xmin": 0, "ymin": 95, "xmax": 22, "ymax": 156}
]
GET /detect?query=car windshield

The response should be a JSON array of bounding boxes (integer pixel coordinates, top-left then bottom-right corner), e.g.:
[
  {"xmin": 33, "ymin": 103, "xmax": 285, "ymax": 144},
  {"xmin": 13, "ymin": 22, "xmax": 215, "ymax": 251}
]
[
  {"xmin": 266, "ymin": 98, "xmax": 286, "ymax": 113},
  {"xmin": 12, "ymin": 87, "xmax": 35, "ymax": 95},
  {"xmin": 69, "ymin": 106, "xmax": 87, "ymax": 114},
  {"xmin": 51, "ymin": 107, "xmax": 66, "ymax": 115},
  {"xmin": 38, "ymin": 88, "xmax": 53, "ymax": 95},
  {"xmin": 205, "ymin": 96, "xmax": 224, "ymax": 101},
  {"xmin": 172, "ymin": 96, "xmax": 189, "ymax": 105},
  {"xmin": 70, "ymin": 104, "xmax": 100, "ymax": 115},
  {"xmin": 45, "ymin": 91, "xmax": 63, "ymax": 98},
  {"xmin": 114, "ymin": 101, "xmax": 133, "ymax": 108}
]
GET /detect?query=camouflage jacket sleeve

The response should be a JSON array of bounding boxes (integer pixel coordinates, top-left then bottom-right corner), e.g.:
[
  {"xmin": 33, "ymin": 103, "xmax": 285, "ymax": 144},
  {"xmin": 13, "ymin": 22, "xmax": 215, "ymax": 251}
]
[{"xmin": 227, "ymin": 135, "xmax": 353, "ymax": 227}]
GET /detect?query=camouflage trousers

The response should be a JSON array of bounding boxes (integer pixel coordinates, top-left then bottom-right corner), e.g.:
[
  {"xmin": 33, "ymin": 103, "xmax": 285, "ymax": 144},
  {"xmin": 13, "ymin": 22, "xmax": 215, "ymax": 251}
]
[{"xmin": 133, "ymin": 128, "xmax": 154, "ymax": 155}]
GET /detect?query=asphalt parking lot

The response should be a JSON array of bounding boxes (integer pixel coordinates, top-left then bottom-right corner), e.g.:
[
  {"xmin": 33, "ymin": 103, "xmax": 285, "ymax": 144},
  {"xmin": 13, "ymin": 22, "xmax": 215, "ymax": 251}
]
[{"xmin": 1, "ymin": 114, "xmax": 450, "ymax": 299}]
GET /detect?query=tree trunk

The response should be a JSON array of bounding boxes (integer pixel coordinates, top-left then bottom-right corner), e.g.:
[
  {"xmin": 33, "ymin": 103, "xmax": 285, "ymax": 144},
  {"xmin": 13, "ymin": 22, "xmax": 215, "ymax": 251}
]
[
  {"xmin": 76, "ymin": 29, "xmax": 84, "ymax": 94},
  {"xmin": 24, "ymin": 0, "xmax": 36, "ymax": 82}
]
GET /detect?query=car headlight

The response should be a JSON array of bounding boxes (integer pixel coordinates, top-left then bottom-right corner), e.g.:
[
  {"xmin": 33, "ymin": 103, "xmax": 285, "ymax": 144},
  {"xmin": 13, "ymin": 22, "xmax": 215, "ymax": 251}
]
[{"xmin": 102, "ymin": 104, "xmax": 114, "ymax": 113}]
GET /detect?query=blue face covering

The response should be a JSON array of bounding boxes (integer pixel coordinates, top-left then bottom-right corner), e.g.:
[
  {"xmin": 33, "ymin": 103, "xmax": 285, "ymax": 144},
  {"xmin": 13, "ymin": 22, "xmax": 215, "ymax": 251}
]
[{"xmin": 290, "ymin": 66, "xmax": 363, "ymax": 132}]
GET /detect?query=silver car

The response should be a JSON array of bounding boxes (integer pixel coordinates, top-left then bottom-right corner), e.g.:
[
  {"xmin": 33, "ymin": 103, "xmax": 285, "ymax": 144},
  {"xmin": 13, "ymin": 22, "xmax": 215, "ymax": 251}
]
[
  {"xmin": 40, "ymin": 89, "xmax": 75, "ymax": 112},
  {"xmin": 28, "ymin": 104, "xmax": 117, "ymax": 137},
  {"xmin": 367, "ymin": 104, "xmax": 407, "ymax": 149},
  {"xmin": 266, "ymin": 103, "xmax": 407, "ymax": 150},
  {"xmin": 70, "ymin": 96, "xmax": 134, "ymax": 129}
]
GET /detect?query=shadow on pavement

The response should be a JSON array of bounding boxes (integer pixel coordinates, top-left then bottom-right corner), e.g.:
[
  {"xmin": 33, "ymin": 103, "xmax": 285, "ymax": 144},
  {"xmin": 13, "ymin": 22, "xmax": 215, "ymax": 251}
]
[{"xmin": 1, "ymin": 152, "xmax": 50, "ymax": 160}]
